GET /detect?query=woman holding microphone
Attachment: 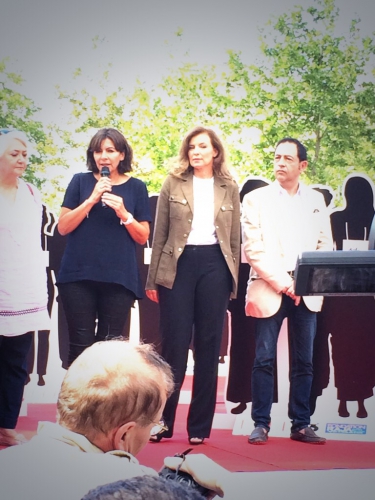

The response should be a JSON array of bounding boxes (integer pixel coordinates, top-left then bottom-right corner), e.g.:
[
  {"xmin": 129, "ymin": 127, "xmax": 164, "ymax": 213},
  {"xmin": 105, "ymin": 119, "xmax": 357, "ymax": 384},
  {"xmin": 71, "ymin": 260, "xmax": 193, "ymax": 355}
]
[{"xmin": 57, "ymin": 128, "xmax": 151, "ymax": 365}]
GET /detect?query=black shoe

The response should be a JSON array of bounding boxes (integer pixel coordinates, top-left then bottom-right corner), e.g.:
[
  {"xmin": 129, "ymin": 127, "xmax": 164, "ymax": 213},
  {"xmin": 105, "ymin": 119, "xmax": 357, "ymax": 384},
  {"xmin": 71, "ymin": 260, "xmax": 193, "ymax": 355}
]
[
  {"xmin": 290, "ymin": 426, "xmax": 326, "ymax": 444},
  {"xmin": 248, "ymin": 427, "xmax": 268, "ymax": 445},
  {"xmin": 338, "ymin": 400, "xmax": 350, "ymax": 418},
  {"xmin": 357, "ymin": 400, "xmax": 368, "ymax": 419},
  {"xmin": 231, "ymin": 402, "xmax": 247, "ymax": 415}
]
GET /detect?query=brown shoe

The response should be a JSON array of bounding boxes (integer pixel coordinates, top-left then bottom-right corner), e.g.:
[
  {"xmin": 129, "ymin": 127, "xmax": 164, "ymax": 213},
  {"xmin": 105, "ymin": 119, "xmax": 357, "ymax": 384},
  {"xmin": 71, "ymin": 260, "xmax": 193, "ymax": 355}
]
[
  {"xmin": 248, "ymin": 426, "xmax": 268, "ymax": 445},
  {"xmin": 290, "ymin": 426, "xmax": 326, "ymax": 444}
]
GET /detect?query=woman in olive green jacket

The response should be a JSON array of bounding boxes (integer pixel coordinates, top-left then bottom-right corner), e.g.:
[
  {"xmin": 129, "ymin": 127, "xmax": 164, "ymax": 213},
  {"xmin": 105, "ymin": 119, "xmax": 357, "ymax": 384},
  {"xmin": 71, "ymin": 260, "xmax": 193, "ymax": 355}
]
[{"xmin": 146, "ymin": 126, "xmax": 240, "ymax": 444}]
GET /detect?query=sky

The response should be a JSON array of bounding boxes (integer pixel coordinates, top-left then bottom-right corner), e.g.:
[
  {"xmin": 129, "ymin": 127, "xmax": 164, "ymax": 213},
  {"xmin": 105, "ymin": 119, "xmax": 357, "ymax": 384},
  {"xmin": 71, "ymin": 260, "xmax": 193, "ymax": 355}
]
[{"xmin": 1, "ymin": 0, "xmax": 375, "ymax": 127}]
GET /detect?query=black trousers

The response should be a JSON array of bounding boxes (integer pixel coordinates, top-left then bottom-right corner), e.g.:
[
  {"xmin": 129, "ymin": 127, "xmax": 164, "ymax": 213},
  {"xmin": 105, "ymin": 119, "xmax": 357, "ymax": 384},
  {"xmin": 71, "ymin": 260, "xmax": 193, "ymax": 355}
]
[
  {"xmin": 27, "ymin": 330, "xmax": 50, "ymax": 378},
  {"xmin": 58, "ymin": 280, "xmax": 135, "ymax": 366},
  {"xmin": 0, "ymin": 332, "xmax": 33, "ymax": 428},
  {"xmin": 158, "ymin": 244, "xmax": 232, "ymax": 438}
]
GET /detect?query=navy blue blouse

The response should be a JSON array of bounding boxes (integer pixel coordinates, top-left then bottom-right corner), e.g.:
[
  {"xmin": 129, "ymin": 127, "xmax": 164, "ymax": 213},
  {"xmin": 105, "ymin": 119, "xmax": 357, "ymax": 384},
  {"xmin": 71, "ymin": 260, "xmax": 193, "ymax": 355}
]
[{"xmin": 57, "ymin": 173, "xmax": 152, "ymax": 299}]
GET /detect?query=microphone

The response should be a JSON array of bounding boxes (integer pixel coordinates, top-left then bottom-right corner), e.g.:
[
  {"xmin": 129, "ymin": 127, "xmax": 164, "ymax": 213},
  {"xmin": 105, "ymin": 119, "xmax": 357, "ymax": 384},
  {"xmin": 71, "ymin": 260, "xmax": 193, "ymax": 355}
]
[{"xmin": 100, "ymin": 166, "xmax": 110, "ymax": 207}]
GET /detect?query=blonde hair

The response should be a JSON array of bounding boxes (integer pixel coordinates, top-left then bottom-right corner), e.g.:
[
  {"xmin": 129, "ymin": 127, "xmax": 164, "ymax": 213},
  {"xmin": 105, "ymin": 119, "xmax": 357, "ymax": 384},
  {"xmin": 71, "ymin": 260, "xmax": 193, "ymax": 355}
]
[
  {"xmin": 57, "ymin": 340, "xmax": 174, "ymax": 441},
  {"xmin": 172, "ymin": 126, "xmax": 233, "ymax": 179}
]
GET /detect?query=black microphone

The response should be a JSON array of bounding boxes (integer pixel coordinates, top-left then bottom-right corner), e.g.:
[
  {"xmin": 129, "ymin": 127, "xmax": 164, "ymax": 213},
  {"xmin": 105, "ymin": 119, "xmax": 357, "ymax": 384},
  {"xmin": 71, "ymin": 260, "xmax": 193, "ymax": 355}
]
[{"xmin": 100, "ymin": 166, "xmax": 110, "ymax": 207}]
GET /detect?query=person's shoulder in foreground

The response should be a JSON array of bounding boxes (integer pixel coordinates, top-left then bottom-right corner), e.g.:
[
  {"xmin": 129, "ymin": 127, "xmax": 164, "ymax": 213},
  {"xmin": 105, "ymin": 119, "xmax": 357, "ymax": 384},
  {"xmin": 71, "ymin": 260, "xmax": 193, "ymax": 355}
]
[{"xmin": 0, "ymin": 339, "xmax": 232, "ymax": 500}]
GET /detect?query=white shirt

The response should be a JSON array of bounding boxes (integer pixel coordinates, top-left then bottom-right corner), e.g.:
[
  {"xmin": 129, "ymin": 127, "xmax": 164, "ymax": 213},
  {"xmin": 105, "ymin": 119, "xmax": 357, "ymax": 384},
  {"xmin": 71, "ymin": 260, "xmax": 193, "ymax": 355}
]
[
  {"xmin": 186, "ymin": 176, "xmax": 218, "ymax": 245},
  {"xmin": 276, "ymin": 181, "xmax": 307, "ymax": 271}
]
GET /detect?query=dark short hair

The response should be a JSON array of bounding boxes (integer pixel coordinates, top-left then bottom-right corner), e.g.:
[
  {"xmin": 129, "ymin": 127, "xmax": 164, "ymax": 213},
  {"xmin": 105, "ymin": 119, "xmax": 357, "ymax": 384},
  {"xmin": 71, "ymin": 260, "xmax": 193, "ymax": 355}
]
[
  {"xmin": 86, "ymin": 128, "xmax": 133, "ymax": 174},
  {"xmin": 275, "ymin": 137, "xmax": 307, "ymax": 162},
  {"xmin": 81, "ymin": 475, "xmax": 205, "ymax": 500}
]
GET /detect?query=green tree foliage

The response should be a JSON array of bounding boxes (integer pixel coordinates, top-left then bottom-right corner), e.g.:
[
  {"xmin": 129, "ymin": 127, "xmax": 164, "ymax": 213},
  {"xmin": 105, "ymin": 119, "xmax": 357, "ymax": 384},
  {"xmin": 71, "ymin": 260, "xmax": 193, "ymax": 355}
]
[
  {"xmin": 55, "ymin": 0, "xmax": 375, "ymax": 203},
  {"xmin": 0, "ymin": 59, "xmax": 54, "ymax": 187},
  {"xmin": 56, "ymin": 62, "xmax": 237, "ymax": 194},
  {"xmin": 226, "ymin": 0, "xmax": 375, "ymax": 195}
]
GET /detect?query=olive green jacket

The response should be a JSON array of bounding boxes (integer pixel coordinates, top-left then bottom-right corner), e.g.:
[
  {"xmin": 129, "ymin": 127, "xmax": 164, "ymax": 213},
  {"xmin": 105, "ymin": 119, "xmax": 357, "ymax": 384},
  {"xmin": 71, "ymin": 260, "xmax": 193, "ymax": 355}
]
[{"xmin": 146, "ymin": 171, "xmax": 241, "ymax": 298}]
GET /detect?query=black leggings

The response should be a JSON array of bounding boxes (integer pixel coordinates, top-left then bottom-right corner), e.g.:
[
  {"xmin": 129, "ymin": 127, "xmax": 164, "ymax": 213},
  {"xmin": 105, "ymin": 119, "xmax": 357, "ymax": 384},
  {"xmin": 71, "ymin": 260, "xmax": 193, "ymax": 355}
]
[{"xmin": 58, "ymin": 280, "xmax": 135, "ymax": 366}]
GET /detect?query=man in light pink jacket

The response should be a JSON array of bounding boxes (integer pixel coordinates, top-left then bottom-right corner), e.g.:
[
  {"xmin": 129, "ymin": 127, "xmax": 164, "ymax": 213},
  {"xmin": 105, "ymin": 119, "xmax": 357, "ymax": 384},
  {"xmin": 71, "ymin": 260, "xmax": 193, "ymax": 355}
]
[{"xmin": 242, "ymin": 137, "xmax": 333, "ymax": 445}]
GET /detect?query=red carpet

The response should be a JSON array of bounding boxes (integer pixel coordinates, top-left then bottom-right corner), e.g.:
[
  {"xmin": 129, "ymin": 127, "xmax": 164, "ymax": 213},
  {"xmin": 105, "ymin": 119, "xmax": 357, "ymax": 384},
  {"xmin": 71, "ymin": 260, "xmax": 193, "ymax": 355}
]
[
  {"xmin": 137, "ymin": 402, "xmax": 375, "ymax": 473},
  {"xmin": 2, "ymin": 382, "xmax": 375, "ymax": 473}
]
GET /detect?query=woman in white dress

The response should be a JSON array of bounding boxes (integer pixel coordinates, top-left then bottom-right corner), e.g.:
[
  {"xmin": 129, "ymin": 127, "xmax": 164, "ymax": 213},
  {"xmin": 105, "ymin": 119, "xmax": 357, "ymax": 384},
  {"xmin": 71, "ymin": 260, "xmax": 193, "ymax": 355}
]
[{"xmin": 0, "ymin": 129, "xmax": 49, "ymax": 446}]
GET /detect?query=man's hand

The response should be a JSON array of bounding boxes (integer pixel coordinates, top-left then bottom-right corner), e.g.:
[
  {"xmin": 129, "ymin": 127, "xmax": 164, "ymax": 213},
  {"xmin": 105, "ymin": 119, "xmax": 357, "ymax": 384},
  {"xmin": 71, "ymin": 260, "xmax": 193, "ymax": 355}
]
[
  {"xmin": 282, "ymin": 281, "xmax": 301, "ymax": 306},
  {"xmin": 163, "ymin": 453, "xmax": 231, "ymax": 499}
]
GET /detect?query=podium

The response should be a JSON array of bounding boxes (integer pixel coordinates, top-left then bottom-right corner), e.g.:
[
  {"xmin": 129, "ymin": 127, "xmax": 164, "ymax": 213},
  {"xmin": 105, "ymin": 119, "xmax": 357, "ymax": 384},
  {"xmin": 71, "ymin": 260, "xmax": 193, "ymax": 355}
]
[
  {"xmin": 295, "ymin": 250, "xmax": 375, "ymax": 296},
  {"xmin": 295, "ymin": 214, "xmax": 375, "ymax": 296}
]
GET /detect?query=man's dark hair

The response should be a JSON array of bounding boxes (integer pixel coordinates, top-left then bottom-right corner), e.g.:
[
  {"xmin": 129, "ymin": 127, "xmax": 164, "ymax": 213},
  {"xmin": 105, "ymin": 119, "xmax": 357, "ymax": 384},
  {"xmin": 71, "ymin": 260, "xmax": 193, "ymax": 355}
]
[
  {"xmin": 81, "ymin": 475, "xmax": 205, "ymax": 500},
  {"xmin": 275, "ymin": 137, "xmax": 307, "ymax": 162}
]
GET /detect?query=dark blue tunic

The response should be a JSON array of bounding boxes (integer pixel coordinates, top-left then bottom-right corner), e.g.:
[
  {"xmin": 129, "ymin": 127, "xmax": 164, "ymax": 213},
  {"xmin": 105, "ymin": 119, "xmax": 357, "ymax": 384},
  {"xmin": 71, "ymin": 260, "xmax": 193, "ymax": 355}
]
[{"xmin": 57, "ymin": 172, "xmax": 151, "ymax": 299}]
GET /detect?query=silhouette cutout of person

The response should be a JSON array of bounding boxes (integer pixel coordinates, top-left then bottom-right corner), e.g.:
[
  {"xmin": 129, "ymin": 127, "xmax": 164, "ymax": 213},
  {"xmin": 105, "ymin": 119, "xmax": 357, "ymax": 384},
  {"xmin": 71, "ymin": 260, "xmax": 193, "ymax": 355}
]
[
  {"xmin": 134, "ymin": 194, "xmax": 161, "ymax": 348},
  {"xmin": 307, "ymin": 185, "xmax": 335, "ymax": 416},
  {"xmin": 320, "ymin": 175, "xmax": 375, "ymax": 418},
  {"xmin": 26, "ymin": 204, "xmax": 56, "ymax": 385}
]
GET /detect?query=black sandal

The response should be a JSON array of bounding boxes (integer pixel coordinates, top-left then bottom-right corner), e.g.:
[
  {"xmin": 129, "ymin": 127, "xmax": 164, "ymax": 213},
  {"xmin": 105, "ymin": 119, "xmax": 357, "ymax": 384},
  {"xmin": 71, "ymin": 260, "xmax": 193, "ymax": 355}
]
[
  {"xmin": 188, "ymin": 437, "xmax": 205, "ymax": 445},
  {"xmin": 149, "ymin": 420, "xmax": 169, "ymax": 443},
  {"xmin": 149, "ymin": 432, "xmax": 165, "ymax": 443}
]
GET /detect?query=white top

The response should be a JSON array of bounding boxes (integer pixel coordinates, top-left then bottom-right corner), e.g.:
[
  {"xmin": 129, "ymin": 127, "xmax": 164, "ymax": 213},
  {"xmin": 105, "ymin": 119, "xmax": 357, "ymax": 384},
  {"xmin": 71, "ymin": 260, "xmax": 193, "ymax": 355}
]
[
  {"xmin": 0, "ymin": 179, "xmax": 50, "ymax": 336},
  {"xmin": 275, "ymin": 181, "xmax": 310, "ymax": 271},
  {"xmin": 186, "ymin": 175, "xmax": 218, "ymax": 245}
]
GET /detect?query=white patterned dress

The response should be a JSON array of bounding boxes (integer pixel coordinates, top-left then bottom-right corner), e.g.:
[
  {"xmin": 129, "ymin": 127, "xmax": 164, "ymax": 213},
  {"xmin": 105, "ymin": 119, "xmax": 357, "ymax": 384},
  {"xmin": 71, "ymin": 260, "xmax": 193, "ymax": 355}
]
[{"xmin": 0, "ymin": 179, "xmax": 50, "ymax": 337}]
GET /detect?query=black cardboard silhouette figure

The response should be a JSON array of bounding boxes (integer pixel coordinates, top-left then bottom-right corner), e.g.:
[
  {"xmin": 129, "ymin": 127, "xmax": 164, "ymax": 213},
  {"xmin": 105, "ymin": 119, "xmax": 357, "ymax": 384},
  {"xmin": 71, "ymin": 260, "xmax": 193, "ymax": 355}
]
[
  {"xmin": 318, "ymin": 175, "xmax": 375, "ymax": 418},
  {"xmin": 46, "ymin": 209, "xmax": 71, "ymax": 370},
  {"xmin": 135, "ymin": 195, "xmax": 161, "ymax": 349},
  {"xmin": 26, "ymin": 205, "xmax": 56, "ymax": 384},
  {"xmin": 307, "ymin": 185, "xmax": 335, "ymax": 416}
]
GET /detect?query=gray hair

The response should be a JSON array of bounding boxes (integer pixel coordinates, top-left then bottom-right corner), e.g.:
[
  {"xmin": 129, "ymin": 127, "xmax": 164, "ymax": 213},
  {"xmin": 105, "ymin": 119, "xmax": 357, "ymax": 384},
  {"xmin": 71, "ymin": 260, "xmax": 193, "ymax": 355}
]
[
  {"xmin": 57, "ymin": 340, "xmax": 174, "ymax": 441},
  {"xmin": 81, "ymin": 475, "xmax": 205, "ymax": 500},
  {"xmin": 0, "ymin": 129, "xmax": 30, "ymax": 156}
]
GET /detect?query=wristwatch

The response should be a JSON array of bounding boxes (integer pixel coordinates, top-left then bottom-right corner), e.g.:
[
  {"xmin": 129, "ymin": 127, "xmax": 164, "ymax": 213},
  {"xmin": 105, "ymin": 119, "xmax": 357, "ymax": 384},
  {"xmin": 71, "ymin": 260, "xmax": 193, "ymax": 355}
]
[{"xmin": 120, "ymin": 213, "xmax": 134, "ymax": 226}]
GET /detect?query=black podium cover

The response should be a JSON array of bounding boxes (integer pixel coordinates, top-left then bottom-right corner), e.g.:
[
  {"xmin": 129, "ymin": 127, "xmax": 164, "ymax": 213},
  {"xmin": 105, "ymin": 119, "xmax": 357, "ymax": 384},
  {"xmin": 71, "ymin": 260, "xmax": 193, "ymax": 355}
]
[{"xmin": 294, "ymin": 250, "xmax": 375, "ymax": 296}]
